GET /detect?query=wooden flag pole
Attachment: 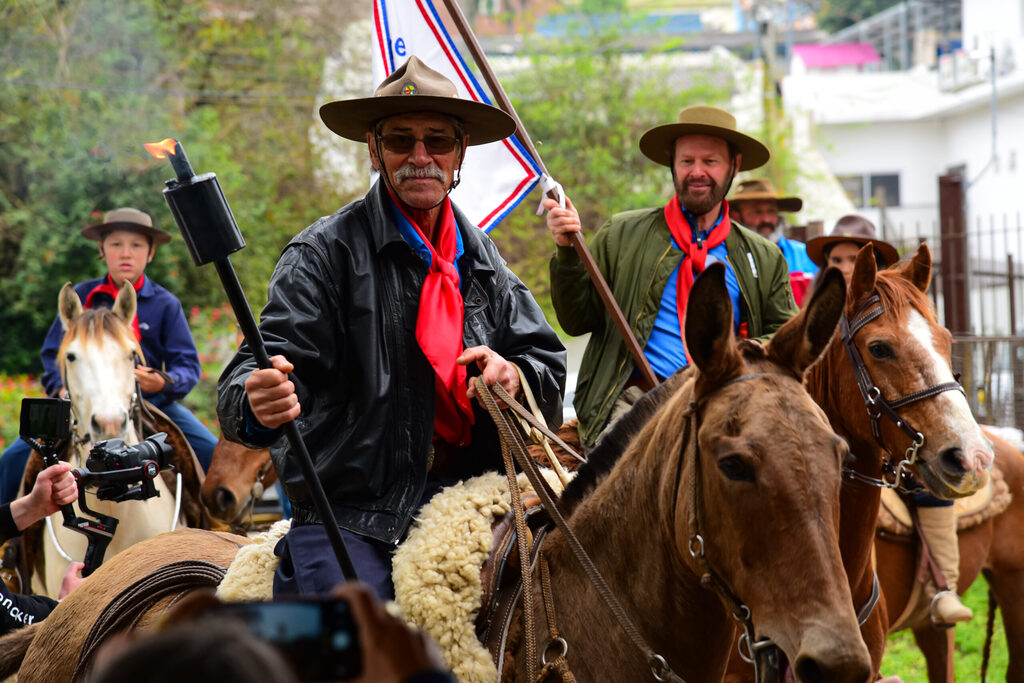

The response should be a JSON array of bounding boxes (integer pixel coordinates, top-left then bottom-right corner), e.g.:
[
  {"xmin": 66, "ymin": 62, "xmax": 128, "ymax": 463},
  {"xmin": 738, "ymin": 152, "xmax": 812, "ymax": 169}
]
[{"xmin": 438, "ymin": 0, "xmax": 659, "ymax": 391}]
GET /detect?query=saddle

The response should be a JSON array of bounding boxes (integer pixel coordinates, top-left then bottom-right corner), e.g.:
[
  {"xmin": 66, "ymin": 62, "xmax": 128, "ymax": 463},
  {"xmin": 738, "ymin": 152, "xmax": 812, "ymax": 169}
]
[
  {"xmin": 876, "ymin": 466, "xmax": 1011, "ymax": 537},
  {"xmin": 474, "ymin": 492, "xmax": 550, "ymax": 673}
]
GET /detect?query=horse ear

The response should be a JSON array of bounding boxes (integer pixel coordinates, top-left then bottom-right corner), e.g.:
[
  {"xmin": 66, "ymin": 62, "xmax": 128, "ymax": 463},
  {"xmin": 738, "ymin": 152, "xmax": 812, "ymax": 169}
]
[
  {"xmin": 58, "ymin": 282, "xmax": 82, "ymax": 332},
  {"xmin": 767, "ymin": 268, "xmax": 846, "ymax": 376},
  {"xmin": 113, "ymin": 281, "xmax": 137, "ymax": 325},
  {"xmin": 684, "ymin": 263, "xmax": 742, "ymax": 384},
  {"xmin": 898, "ymin": 243, "xmax": 931, "ymax": 293},
  {"xmin": 848, "ymin": 245, "xmax": 877, "ymax": 309}
]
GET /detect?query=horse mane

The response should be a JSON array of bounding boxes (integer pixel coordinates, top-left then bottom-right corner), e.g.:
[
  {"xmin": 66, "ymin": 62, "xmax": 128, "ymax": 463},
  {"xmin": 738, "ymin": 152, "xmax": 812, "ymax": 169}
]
[
  {"xmin": 873, "ymin": 266, "xmax": 937, "ymax": 324},
  {"xmin": 58, "ymin": 307, "xmax": 144, "ymax": 362}
]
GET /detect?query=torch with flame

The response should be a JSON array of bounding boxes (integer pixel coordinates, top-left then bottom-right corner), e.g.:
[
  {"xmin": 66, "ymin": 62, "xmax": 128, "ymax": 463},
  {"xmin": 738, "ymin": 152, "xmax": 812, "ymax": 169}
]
[{"xmin": 144, "ymin": 138, "xmax": 358, "ymax": 581}]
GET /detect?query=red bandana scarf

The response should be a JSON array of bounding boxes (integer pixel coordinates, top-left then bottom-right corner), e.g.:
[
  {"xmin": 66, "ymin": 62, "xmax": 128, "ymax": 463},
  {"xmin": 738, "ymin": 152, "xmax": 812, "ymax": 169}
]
[
  {"xmin": 389, "ymin": 194, "xmax": 474, "ymax": 446},
  {"xmin": 663, "ymin": 198, "xmax": 731, "ymax": 343},
  {"xmin": 83, "ymin": 274, "xmax": 144, "ymax": 341}
]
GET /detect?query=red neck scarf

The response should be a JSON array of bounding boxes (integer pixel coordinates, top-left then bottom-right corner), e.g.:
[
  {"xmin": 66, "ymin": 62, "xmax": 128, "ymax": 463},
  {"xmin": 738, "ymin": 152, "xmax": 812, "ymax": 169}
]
[
  {"xmin": 389, "ymin": 194, "xmax": 474, "ymax": 446},
  {"xmin": 83, "ymin": 274, "xmax": 144, "ymax": 341},
  {"xmin": 663, "ymin": 198, "xmax": 731, "ymax": 342}
]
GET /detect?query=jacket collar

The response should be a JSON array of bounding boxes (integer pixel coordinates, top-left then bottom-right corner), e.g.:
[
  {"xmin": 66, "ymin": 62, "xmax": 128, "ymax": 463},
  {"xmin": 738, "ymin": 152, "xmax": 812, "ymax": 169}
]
[{"xmin": 365, "ymin": 178, "xmax": 495, "ymax": 276}]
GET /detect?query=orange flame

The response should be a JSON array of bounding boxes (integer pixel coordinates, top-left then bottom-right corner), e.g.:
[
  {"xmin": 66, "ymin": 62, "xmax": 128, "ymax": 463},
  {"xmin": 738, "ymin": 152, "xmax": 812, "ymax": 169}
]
[{"xmin": 144, "ymin": 138, "xmax": 178, "ymax": 159}]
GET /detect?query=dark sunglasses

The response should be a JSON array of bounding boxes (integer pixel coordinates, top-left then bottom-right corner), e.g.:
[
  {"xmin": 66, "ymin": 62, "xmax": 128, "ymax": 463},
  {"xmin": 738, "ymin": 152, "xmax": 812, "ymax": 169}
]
[{"xmin": 378, "ymin": 133, "xmax": 459, "ymax": 155}]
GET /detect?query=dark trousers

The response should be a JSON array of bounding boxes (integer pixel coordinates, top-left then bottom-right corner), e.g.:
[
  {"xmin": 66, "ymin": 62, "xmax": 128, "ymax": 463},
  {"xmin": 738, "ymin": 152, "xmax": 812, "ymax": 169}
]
[{"xmin": 272, "ymin": 475, "xmax": 454, "ymax": 601}]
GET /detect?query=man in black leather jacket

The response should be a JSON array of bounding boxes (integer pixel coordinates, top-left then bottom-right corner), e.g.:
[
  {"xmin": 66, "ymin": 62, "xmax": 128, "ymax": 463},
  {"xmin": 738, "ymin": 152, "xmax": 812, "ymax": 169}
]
[{"xmin": 217, "ymin": 57, "xmax": 565, "ymax": 601}]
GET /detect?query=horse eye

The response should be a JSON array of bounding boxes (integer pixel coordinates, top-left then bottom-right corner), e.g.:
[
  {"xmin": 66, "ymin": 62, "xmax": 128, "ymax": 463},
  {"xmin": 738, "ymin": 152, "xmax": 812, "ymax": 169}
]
[
  {"xmin": 868, "ymin": 342, "xmax": 894, "ymax": 360},
  {"xmin": 718, "ymin": 455, "xmax": 755, "ymax": 483},
  {"xmin": 66, "ymin": 352, "xmax": 77, "ymax": 362}
]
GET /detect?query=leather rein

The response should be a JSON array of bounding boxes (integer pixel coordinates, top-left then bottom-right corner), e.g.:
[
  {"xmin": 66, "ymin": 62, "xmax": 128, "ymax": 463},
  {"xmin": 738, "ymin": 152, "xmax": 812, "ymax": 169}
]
[
  {"xmin": 475, "ymin": 372, "xmax": 802, "ymax": 683},
  {"xmin": 839, "ymin": 294, "xmax": 965, "ymax": 491}
]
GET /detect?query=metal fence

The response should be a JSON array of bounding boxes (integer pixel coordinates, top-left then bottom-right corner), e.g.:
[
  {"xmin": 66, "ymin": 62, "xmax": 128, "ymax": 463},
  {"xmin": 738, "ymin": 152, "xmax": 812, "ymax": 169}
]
[{"xmin": 856, "ymin": 177, "xmax": 1024, "ymax": 429}]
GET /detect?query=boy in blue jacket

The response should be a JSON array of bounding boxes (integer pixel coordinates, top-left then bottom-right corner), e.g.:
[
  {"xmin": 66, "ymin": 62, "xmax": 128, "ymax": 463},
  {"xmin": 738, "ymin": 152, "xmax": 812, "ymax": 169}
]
[{"xmin": 0, "ymin": 208, "xmax": 216, "ymax": 504}]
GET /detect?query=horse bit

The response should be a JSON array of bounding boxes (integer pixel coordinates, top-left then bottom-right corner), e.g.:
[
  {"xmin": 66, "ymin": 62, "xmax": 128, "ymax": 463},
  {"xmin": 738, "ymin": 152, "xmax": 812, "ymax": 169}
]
[{"xmin": 839, "ymin": 294, "xmax": 965, "ymax": 491}]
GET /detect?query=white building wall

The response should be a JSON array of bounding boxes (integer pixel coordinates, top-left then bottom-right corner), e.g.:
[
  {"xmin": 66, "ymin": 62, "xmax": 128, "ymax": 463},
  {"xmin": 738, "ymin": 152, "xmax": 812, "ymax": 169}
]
[
  {"xmin": 815, "ymin": 118, "xmax": 944, "ymax": 239},
  {"xmin": 962, "ymin": 0, "xmax": 1024, "ymax": 66}
]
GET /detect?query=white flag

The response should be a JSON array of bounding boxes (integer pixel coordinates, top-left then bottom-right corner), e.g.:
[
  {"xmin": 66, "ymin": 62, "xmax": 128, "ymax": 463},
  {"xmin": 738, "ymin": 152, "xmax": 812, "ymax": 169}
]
[{"xmin": 372, "ymin": 0, "xmax": 541, "ymax": 232}]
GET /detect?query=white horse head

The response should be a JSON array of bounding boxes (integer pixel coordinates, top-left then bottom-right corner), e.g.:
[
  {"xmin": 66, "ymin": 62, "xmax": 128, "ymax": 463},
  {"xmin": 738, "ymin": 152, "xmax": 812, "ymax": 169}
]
[{"xmin": 57, "ymin": 281, "xmax": 142, "ymax": 458}]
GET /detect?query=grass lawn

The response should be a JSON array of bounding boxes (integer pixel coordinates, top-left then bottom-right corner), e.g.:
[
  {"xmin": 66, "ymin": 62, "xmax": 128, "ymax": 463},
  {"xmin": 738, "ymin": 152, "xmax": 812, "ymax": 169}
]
[{"xmin": 880, "ymin": 577, "xmax": 1007, "ymax": 681}]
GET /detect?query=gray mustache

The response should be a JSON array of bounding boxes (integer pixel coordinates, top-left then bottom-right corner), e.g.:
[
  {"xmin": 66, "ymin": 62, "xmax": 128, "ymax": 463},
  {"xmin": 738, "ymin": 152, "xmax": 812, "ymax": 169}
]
[{"xmin": 394, "ymin": 164, "xmax": 447, "ymax": 184}]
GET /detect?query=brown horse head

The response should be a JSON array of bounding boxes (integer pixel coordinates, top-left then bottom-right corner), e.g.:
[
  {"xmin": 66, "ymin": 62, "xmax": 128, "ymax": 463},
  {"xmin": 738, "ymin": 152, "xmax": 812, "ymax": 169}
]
[
  {"xmin": 680, "ymin": 264, "xmax": 869, "ymax": 682},
  {"xmin": 844, "ymin": 243, "xmax": 992, "ymax": 497},
  {"xmin": 201, "ymin": 438, "xmax": 276, "ymax": 531},
  {"xmin": 556, "ymin": 264, "xmax": 868, "ymax": 683}
]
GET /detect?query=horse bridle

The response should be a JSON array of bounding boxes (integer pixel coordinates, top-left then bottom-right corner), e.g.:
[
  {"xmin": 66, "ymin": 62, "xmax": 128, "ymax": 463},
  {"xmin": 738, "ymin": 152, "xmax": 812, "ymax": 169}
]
[
  {"xmin": 60, "ymin": 351, "xmax": 146, "ymax": 455},
  {"xmin": 839, "ymin": 294, "xmax": 965, "ymax": 490},
  {"xmin": 682, "ymin": 372, "xmax": 805, "ymax": 683}
]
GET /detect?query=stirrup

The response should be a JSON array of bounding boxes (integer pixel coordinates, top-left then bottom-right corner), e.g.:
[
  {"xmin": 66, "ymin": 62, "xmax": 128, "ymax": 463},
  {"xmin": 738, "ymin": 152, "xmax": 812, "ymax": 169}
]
[{"xmin": 929, "ymin": 589, "xmax": 972, "ymax": 627}]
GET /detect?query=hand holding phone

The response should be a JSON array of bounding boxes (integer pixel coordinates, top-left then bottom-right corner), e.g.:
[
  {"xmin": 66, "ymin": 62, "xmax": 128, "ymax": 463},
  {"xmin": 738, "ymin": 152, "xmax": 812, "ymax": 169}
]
[{"xmin": 333, "ymin": 583, "xmax": 449, "ymax": 683}]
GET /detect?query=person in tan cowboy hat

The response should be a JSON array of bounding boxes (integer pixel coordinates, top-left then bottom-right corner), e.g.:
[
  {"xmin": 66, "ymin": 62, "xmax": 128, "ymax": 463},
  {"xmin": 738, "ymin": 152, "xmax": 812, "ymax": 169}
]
[
  {"xmin": 218, "ymin": 56, "xmax": 565, "ymax": 601},
  {"xmin": 730, "ymin": 178, "xmax": 818, "ymax": 305},
  {"xmin": 542, "ymin": 105, "xmax": 797, "ymax": 450},
  {"xmin": 0, "ymin": 208, "xmax": 218, "ymax": 510}
]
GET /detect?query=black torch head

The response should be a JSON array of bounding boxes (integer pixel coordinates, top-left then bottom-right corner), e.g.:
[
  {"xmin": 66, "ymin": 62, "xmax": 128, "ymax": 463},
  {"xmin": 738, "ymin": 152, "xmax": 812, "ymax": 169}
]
[{"xmin": 147, "ymin": 139, "xmax": 247, "ymax": 266}]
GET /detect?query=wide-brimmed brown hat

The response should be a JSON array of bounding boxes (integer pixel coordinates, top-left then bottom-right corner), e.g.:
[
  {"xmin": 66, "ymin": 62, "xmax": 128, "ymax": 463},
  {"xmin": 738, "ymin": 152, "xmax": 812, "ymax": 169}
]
[
  {"xmin": 806, "ymin": 215, "xmax": 899, "ymax": 267},
  {"xmin": 638, "ymin": 105, "xmax": 770, "ymax": 171},
  {"xmin": 729, "ymin": 178, "xmax": 802, "ymax": 212},
  {"xmin": 319, "ymin": 56, "xmax": 515, "ymax": 146},
  {"xmin": 81, "ymin": 208, "xmax": 171, "ymax": 245}
]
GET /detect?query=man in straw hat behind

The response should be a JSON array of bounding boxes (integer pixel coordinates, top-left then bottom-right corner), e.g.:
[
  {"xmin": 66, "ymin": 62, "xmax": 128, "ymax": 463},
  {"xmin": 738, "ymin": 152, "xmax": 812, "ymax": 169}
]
[
  {"xmin": 0, "ymin": 208, "xmax": 217, "ymax": 507},
  {"xmin": 218, "ymin": 56, "xmax": 565, "ymax": 600},
  {"xmin": 542, "ymin": 105, "xmax": 796, "ymax": 450},
  {"xmin": 730, "ymin": 178, "xmax": 818, "ymax": 305}
]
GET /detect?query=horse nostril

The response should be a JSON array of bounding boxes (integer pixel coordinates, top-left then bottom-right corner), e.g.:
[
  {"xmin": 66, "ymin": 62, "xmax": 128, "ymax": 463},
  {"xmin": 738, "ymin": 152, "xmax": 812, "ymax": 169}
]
[
  {"xmin": 91, "ymin": 416, "xmax": 102, "ymax": 436},
  {"xmin": 939, "ymin": 447, "xmax": 968, "ymax": 475},
  {"xmin": 213, "ymin": 486, "xmax": 237, "ymax": 514}
]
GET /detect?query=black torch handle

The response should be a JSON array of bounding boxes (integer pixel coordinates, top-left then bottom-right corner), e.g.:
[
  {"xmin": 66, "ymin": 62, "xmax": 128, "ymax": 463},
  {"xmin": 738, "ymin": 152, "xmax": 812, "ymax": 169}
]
[{"xmin": 213, "ymin": 258, "xmax": 359, "ymax": 583}]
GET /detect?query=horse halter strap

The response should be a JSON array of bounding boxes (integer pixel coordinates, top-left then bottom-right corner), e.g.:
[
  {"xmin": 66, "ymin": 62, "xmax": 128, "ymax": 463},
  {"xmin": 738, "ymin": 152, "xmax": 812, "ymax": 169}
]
[
  {"xmin": 473, "ymin": 378, "xmax": 687, "ymax": 683},
  {"xmin": 683, "ymin": 372, "xmax": 802, "ymax": 683},
  {"xmin": 839, "ymin": 295, "xmax": 965, "ymax": 487}
]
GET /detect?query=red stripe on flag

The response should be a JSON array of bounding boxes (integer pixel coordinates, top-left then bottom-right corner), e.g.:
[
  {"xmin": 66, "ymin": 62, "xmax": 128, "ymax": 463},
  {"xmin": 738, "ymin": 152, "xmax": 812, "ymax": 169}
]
[
  {"xmin": 414, "ymin": 0, "xmax": 482, "ymax": 100},
  {"xmin": 373, "ymin": 1, "xmax": 392, "ymax": 74}
]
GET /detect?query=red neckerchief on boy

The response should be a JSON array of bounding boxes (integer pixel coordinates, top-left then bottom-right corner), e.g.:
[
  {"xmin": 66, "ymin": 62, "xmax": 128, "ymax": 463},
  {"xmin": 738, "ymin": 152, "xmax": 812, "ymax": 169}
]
[
  {"xmin": 388, "ymin": 192, "xmax": 474, "ymax": 446},
  {"xmin": 83, "ymin": 273, "xmax": 144, "ymax": 341},
  {"xmin": 663, "ymin": 198, "xmax": 731, "ymax": 345}
]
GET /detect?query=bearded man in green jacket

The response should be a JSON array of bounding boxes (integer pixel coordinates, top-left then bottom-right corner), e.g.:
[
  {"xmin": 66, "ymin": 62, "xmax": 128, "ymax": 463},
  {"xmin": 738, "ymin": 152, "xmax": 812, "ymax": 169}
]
[{"xmin": 542, "ymin": 105, "xmax": 798, "ymax": 450}]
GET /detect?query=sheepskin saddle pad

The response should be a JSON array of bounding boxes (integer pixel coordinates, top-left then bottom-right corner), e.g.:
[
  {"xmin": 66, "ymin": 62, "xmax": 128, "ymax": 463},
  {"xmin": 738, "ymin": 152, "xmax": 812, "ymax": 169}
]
[
  {"xmin": 877, "ymin": 466, "xmax": 1011, "ymax": 536},
  {"xmin": 393, "ymin": 470, "xmax": 566, "ymax": 683},
  {"xmin": 217, "ymin": 471, "xmax": 566, "ymax": 683}
]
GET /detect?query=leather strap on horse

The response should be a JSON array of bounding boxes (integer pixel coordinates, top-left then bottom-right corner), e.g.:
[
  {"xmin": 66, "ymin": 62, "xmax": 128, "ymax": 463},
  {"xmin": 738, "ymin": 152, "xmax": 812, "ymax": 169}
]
[
  {"xmin": 536, "ymin": 555, "xmax": 576, "ymax": 682},
  {"xmin": 473, "ymin": 378, "xmax": 686, "ymax": 683},
  {"xmin": 840, "ymin": 295, "xmax": 963, "ymax": 469},
  {"xmin": 73, "ymin": 560, "xmax": 228, "ymax": 682}
]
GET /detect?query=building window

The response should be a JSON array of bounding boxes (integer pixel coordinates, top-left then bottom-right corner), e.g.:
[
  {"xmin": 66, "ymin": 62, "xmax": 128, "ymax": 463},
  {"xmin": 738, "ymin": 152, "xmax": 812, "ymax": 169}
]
[{"xmin": 836, "ymin": 173, "xmax": 901, "ymax": 207}]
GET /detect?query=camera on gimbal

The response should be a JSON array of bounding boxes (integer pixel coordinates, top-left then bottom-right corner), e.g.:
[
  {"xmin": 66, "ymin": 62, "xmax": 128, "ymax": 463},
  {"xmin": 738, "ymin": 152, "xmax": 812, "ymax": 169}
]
[
  {"xmin": 20, "ymin": 397, "xmax": 179, "ymax": 576},
  {"xmin": 80, "ymin": 434, "xmax": 175, "ymax": 503}
]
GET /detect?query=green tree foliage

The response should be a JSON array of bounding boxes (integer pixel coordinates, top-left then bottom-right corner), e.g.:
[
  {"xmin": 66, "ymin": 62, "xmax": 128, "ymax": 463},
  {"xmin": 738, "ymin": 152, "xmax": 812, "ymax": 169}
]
[
  {"xmin": 0, "ymin": 0, "xmax": 359, "ymax": 374},
  {"xmin": 487, "ymin": 14, "xmax": 731, "ymax": 318},
  {"xmin": 816, "ymin": 0, "xmax": 902, "ymax": 33}
]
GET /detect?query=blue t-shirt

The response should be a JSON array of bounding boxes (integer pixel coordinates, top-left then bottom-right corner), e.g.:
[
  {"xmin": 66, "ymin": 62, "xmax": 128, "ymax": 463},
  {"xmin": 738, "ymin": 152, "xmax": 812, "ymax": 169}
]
[
  {"xmin": 778, "ymin": 235, "xmax": 818, "ymax": 276},
  {"xmin": 644, "ymin": 205, "xmax": 742, "ymax": 378}
]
